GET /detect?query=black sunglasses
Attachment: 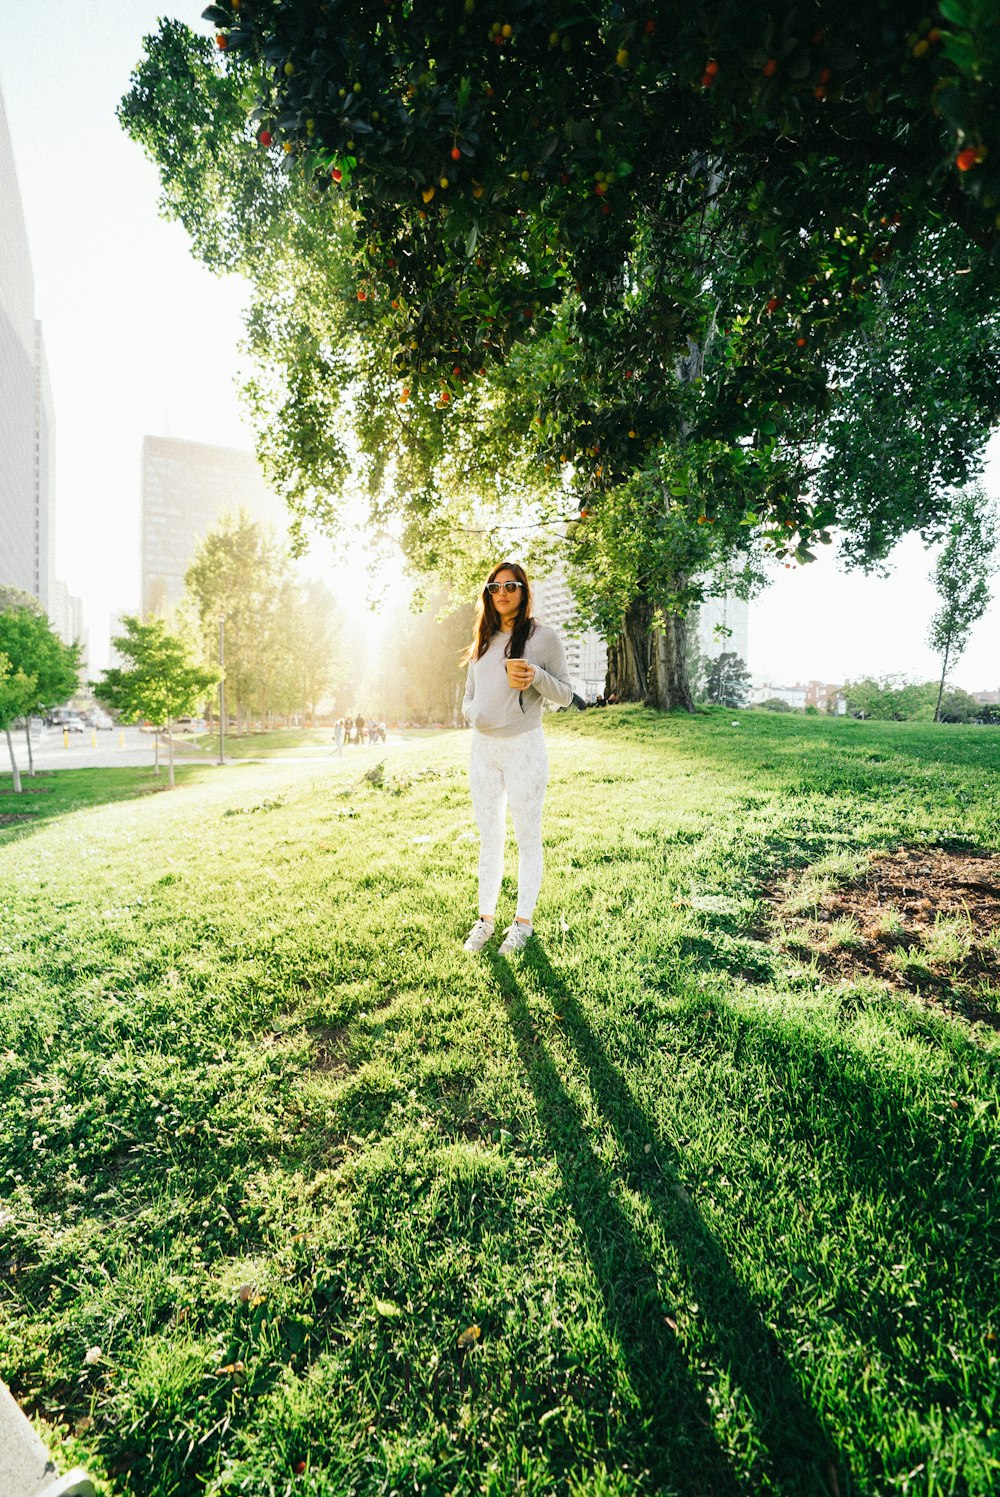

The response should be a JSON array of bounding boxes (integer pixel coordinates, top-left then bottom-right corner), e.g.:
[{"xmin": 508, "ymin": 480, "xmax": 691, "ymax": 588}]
[{"xmin": 486, "ymin": 580, "xmax": 524, "ymax": 594}]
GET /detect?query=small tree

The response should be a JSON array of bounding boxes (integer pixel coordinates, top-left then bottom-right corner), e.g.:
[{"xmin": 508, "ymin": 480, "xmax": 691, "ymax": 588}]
[
  {"xmin": 0, "ymin": 651, "xmax": 36, "ymax": 795},
  {"xmin": 93, "ymin": 617, "xmax": 219, "ymax": 788},
  {"xmin": 0, "ymin": 607, "xmax": 81, "ymax": 776},
  {"xmin": 705, "ymin": 652, "xmax": 751, "ymax": 709},
  {"xmin": 928, "ymin": 487, "xmax": 999, "ymax": 723}
]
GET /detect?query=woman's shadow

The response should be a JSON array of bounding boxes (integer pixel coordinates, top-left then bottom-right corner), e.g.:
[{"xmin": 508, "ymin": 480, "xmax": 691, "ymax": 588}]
[{"xmin": 484, "ymin": 940, "xmax": 844, "ymax": 1497}]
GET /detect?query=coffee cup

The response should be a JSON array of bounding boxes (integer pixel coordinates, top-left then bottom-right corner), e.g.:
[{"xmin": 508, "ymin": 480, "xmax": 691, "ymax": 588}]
[{"xmin": 504, "ymin": 658, "xmax": 521, "ymax": 686}]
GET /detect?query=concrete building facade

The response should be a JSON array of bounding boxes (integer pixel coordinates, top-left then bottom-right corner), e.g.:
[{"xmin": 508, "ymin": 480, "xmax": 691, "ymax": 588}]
[
  {"xmin": 530, "ymin": 566, "xmax": 608, "ymax": 701},
  {"xmin": 0, "ymin": 84, "xmax": 39, "ymax": 602},
  {"xmin": 141, "ymin": 436, "xmax": 289, "ymax": 617},
  {"xmin": 695, "ymin": 593, "xmax": 749, "ymax": 667}
]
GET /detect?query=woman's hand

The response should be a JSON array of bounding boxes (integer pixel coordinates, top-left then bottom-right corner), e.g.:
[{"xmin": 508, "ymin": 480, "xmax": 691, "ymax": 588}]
[{"xmin": 506, "ymin": 660, "xmax": 536, "ymax": 689}]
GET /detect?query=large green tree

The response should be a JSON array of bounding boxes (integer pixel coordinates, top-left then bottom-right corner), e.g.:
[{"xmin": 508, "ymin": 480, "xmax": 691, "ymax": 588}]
[{"xmin": 121, "ymin": 4, "xmax": 1000, "ymax": 707}]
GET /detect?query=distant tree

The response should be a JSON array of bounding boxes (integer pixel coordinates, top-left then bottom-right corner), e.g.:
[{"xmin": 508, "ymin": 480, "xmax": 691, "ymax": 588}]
[
  {"xmin": 927, "ymin": 486, "xmax": 999, "ymax": 722},
  {"xmin": 935, "ymin": 687, "xmax": 983, "ymax": 724},
  {"xmin": 93, "ymin": 617, "xmax": 219, "ymax": 788},
  {"xmin": 759, "ymin": 697, "xmax": 793, "ymax": 713},
  {"xmin": 366, "ymin": 589, "xmax": 475, "ymax": 726},
  {"xmin": 0, "ymin": 607, "xmax": 81, "ymax": 777},
  {"xmin": 280, "ymin": 579, "xmax": 350, "ymax": 726},
  {"xmin": 705, "ymin": 652, "xmax": 751, "ymax": 709},
  {"xmin": 183, "ymin": 512, "xmax": 291, "ymax": 732}
]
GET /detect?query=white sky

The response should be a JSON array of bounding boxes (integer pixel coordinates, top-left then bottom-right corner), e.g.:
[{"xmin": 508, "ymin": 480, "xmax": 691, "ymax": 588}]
[{"xmin": 1, "ymin": 0, "xmax": 997, "ymax": 688}]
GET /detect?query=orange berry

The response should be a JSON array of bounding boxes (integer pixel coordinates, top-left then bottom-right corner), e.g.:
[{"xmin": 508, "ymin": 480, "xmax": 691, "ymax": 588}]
[
  {"xmin": 704, "ymin": 59, "xmax": 718, "ymax": 77},
  {"xmin": 451, "ymin": 146, "xmax": 461, "ymax": 160},
  {"xmin": 357, "ymin": 290, "xmax": 367, "ymax": 301},
  {"xmin": 956, "ymin": 147, "xmax": 979, "ymax": 172},
  {"xmin": 796, "ymin": 336, "xmax": 807, "ymax": 346},
  {"xmin": 763, "ymin": 58, "xmax": 777, "ymax": 77}
]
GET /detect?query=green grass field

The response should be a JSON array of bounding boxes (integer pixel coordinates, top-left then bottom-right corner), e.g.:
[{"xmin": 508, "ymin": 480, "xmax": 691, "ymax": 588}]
[{"xmin": 1, "ymin": 708, "xmax": 998, "ymax": 1497}]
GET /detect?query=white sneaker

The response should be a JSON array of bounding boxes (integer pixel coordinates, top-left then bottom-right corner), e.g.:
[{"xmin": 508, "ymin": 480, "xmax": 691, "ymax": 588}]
[
  {"xmin": 463, "ymin": 918, "xmax": 495, "ymax": 952},
  {"xmin": 498, "ymin": 921, "xmax": 533, "ymax": 955}
]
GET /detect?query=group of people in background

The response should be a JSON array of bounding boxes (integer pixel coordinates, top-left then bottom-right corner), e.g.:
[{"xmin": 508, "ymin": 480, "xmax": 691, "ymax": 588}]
[{"xmin": 332, "ymin": 716, "xmax": 387, "ymax": 755}]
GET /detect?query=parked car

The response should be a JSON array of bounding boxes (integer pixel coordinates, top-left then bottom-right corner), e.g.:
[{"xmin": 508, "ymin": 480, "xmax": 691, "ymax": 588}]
[{"xmin": 63, "ymin": 715, "xmax": 86, "ymax": 733}]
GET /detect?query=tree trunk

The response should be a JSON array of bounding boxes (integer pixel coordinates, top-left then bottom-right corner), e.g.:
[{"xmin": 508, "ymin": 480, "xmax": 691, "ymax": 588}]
[
  {"xmin": 153, "ymin": 727, "xmax": 161, "ymax": 774},
  {"xmin": 23, "ymin": 723, "xmax": 34, "ymax": 776},
  {"xmin": 607, "ymin": 594, "xmax": 653, "ymax": 701},
  {"xmin": 607, "ymin": 592, "xmax": 695, "ymax": 710},
  {"xmin": 5, "ymin": 727, "xmax": 23, "ymax": 794},
  {"xmin": 648, "ymin": 613, "xmax": 696, "ymax": 712},
  {"xmin": 167, "ymin": 716, "xmax": 175, "ymax": 789},
  {"xmin": 934, "ymin": 641, "xmax": 951, "ymax": 722}
]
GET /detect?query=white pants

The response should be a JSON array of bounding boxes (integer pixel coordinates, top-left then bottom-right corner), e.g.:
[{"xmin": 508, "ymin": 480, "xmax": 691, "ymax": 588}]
[{"xmin": 469, "ymin": 728, "xmax": 549, "ymax": 922}]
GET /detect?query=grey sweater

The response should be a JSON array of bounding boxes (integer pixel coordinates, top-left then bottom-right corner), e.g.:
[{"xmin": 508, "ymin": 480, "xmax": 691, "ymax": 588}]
[{"xmin": 462, "ymin": 622, "xmax": 574, "ymax": 737}]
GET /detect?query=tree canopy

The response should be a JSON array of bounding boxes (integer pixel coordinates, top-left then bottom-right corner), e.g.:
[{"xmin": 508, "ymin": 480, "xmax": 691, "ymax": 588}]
[{"xmin": 121, "ymin": 3, "xmax": 1000, "ymax": 708}]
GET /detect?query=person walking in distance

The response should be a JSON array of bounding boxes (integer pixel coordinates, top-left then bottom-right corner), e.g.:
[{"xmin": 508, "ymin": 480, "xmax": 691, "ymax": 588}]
[
  {"xmin": 461, "ymin": 561, "xmax": 573, "ymax": 955},
  {"xmin": 333, "ymin": 718, "xmax": 345, "ymax": 758}
]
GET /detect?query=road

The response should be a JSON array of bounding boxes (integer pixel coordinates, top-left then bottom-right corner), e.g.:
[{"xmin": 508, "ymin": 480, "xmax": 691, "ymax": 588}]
[
  {"xmin": 4, "ymin": 725, "xmax": 201, "ymax": 772},
  {"xmin": 3, "ymin": 727, "xmax": 434, "ymax": 773}
]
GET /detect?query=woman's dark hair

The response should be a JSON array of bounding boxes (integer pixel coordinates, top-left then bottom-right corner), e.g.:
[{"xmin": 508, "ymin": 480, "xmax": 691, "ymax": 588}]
[{"xmin": 460, "ymin": 561, "xmax": 536, "ymax": 664}]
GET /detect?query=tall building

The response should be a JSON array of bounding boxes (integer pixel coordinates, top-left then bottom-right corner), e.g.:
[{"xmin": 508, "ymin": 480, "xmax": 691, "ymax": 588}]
[
  {"xmin": 531, "ymin": 565, "xmax": 608, "ymax": 700},
  {"xmin": 694, "ymin": 593, "xmax": 750, "ymax": 667},
  {"xmin": 0, "ymin": 83, "xmax": 50, "ymax": 606},
  {"xmin": 141, "ymin": 436, "xmax": 289, "ymax": 616},
  {"xmin": 33, "ymin": 321, "xmax": 56, "ymax": 609}
]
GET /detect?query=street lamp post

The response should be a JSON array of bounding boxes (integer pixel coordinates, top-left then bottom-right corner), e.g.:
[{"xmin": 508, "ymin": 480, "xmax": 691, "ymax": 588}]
[{"xmin": 218, "ymin": 614, "xmax": 226, "ymax": 766}]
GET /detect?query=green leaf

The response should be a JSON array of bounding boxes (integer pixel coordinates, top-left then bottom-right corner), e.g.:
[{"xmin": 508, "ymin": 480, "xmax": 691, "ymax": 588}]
[
  {"xmin": 937, "ymin": 0, "xmax": 971, "ymax": 26},
  {"xmin": 374, "ymin": 1298, "xmax": 403, "ymax": 1318}
]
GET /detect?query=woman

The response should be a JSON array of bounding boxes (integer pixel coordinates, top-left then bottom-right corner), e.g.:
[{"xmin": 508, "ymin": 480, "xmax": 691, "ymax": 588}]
[{"xmin": 461, "ymin": 561, "xmax": 573, "ymax": 954}]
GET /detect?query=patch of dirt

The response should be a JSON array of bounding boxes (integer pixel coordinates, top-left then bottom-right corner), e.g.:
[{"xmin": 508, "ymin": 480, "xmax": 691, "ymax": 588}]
[
  {"xmin": 310, "ymin": 1026, "xmax": 354, "ymax": 1077},
  {"xmin": 765, "ymin": 846, "xmax": 1000, "ymax": 1029},
  {"xmin": 0, "ymin": 814, "xmax": 32, "ymax": 825}
]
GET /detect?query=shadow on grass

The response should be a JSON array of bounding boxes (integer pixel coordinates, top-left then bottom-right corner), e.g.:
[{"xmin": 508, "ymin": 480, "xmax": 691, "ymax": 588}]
[
  {"xmin": 0, "ymin": 766, "xmax": 186, "ymax": 847},
  {"xmin": 485, "ymin": 942, "xmax": 843, "ymax": 1497}
]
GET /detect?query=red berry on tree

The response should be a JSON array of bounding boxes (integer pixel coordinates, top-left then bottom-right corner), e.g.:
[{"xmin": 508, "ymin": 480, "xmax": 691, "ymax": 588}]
[
  {"xmin": 357, "ymin": 290, "xmax": 367, "ymax": 301},
  {"xmin": 331, "ymin": 167, "xmax": 343, "ymax": 182},
  {"xmin": 763, "ymin": 58, "xmax": 777, "ymax": 77},
  {"xmin": 704, "ymin": 59, "xmax": 719, "ymax": 77},
  {"xmin": 216, "ymin": 33, "xmax": 228, "ymax": 49},
  {"xmin": 956, "ymin": 147, "xmax": 979, "ymax": 171},
  {"xmin": 644, "ymin": 19, "xmax": 656, "ymax": 35},
  {"xmin": 451, "ymin": 146, "xmax": 461, "ymax": 160},
  {"xmin": 258, "ymin": 130, "xmax": 272, "ymax": 147},
  {"xmin": 766, "ymin": 297, "xmax": 780, "ymax": 313}
]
